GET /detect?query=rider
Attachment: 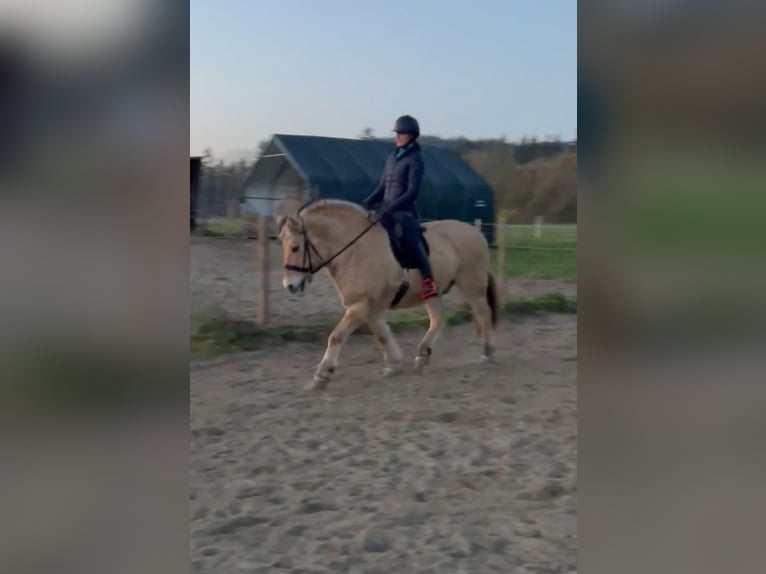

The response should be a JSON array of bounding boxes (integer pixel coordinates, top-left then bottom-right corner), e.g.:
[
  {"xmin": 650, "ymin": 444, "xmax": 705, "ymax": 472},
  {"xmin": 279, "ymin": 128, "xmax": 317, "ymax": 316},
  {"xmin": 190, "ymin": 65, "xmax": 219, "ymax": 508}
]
[{"xmin": 361, "ymin": 114, "xmax": 438, "ymax": 299}]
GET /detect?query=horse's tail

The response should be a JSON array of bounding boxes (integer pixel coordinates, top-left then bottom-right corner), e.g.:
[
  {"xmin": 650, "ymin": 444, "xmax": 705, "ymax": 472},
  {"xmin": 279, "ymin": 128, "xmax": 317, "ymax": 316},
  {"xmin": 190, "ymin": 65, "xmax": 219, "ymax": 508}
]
[{"xmin": 486, "ymin": 272, "xmax": 499, "ymax": 326}]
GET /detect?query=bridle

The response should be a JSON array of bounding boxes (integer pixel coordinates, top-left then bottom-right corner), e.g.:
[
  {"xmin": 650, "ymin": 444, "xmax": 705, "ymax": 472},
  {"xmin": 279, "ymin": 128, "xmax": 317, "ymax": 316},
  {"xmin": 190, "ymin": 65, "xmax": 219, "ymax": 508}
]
[{"xmin": 280, "ymin": 215, "xmax": 378, "ymax": 276}]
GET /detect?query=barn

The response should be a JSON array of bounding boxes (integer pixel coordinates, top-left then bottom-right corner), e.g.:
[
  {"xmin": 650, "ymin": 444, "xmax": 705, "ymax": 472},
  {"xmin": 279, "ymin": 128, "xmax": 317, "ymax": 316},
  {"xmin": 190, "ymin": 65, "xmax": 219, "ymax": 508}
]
[{"xmin": 241, "ymin": 134, "xmax": 496, "ymax": 245}]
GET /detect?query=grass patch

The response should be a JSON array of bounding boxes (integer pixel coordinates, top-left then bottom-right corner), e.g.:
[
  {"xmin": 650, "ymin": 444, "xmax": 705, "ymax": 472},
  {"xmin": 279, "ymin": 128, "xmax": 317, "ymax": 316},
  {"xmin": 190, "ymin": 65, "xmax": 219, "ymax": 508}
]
[
  {"xmin": 199, "ymin": 226, "xmax": 226, "ymax": 238},
  {"xmin": 503, "ymin": 292, "xmax": 576, "ymax": 314},
  {"xmin": 491, "ymin": 224, "xmax": 576, "ymax": 280},
  {"xmin": 196, "ymin": 218, "xmax": 247, "ymax": 238},
  {"xmin": 191, "ymin": 312, "xmax": 328, "ymax": 355},
  {"xmin": 191, "ymin": 293, "xmax": 576, "ymax": 356}
]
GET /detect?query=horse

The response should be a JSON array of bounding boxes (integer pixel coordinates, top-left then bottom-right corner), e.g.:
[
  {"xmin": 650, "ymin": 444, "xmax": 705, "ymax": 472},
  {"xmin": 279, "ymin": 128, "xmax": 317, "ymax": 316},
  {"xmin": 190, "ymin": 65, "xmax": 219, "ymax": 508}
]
[{"xmin": 275, "ymin": 199, "xmax": 499, "ymax": 390}]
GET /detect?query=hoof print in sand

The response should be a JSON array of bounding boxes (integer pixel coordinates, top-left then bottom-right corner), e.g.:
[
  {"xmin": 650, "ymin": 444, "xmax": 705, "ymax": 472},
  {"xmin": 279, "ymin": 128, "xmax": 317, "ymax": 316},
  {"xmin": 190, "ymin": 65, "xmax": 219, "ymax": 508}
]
[
  {"xmin": 360, "ymin": 528, "xmax": 392, "ymax": 553},
  {"xmin": 194, "ymin": 426, "xmax": 225, "ymax": 437},
  {"xmin": 447, "ymin": 532, "xmax": 473, "ymax": 558},
  {"xmin": 437, "ymin": 411, "xmax": 460, "ymax": 424},
  {"xmin": 298, "ymin": 498, "xmax": 336, "ymax": 514},
  {"xmin": 518, "ymin": 480, "xmax": 568, "ymax": 501},
  {"xmin": 206, "ymin": 514, "xmax": 269, "ymax": 536}
]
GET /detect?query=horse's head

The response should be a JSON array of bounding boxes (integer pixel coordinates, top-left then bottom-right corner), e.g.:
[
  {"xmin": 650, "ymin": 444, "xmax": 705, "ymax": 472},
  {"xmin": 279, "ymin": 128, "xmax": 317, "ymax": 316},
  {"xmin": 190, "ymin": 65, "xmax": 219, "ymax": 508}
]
[
  {"xmin": 276, "ymin": 213, "xmax": 313, "ymax": 294},
  {"xmin": 276, "ymin": 200, "xmax": 372, "ymax": 294}
]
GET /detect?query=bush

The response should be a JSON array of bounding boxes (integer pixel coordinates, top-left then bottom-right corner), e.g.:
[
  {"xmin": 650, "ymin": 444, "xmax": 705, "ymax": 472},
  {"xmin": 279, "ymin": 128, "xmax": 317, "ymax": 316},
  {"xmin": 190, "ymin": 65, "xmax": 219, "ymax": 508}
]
[{"xmin": 464, "ymin": 150, "xmax": 577, "ymax": 224}]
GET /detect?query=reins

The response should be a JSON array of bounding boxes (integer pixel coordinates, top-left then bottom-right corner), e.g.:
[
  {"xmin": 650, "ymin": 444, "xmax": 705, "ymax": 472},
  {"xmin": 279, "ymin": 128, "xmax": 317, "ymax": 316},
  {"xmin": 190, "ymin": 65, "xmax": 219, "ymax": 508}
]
[{"xmin": 283, "ymin": 216, "xmax": 378, "ymax": 276}]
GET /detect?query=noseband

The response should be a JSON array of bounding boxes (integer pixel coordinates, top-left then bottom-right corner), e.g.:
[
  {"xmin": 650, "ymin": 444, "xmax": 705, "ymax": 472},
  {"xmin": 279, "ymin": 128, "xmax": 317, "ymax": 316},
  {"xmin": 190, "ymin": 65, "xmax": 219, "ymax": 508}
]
[
  {"xmin": 281, "ymin": 215, "xmax": 378, "ymax": 276},
  {"xmin": 283, "ymin": 225, "xmax": 323, "ymax": 275}
]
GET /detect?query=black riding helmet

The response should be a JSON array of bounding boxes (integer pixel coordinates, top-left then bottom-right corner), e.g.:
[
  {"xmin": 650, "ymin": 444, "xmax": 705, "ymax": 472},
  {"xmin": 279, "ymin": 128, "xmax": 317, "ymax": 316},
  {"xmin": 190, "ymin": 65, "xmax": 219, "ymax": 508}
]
[{"xmin": 393, "ymin": 115, "xmax": 420, "ymax": 138}]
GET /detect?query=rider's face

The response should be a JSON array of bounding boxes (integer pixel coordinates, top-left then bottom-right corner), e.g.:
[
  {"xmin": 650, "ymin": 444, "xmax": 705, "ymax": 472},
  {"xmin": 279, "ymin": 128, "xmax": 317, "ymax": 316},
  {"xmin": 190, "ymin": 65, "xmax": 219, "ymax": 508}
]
[{"xmin": 395, "ymin": 132, "xmax": 412, "ymax": 147}]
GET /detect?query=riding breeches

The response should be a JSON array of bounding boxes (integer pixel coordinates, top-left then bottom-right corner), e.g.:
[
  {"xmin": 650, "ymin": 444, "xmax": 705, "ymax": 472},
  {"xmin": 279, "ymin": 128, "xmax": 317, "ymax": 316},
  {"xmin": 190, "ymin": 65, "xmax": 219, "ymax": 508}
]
[{"xmin": 382, "ymin": 212, "xmax": 433, "ymax": 280}]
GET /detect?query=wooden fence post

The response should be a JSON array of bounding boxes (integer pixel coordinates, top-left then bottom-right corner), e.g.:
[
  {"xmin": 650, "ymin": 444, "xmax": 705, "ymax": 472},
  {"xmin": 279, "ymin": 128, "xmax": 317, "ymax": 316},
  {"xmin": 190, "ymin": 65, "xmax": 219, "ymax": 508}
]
[
  {"xmin": 226, "ymin": 198, "xmax": 235, "ymax": 221},
  {"xmin": 496, "ymin": 217, "xmax": 507, "ymax": 302},
  {"xmin": 256, "ymin": 214, "xmax": 270, "ymax": 326}
]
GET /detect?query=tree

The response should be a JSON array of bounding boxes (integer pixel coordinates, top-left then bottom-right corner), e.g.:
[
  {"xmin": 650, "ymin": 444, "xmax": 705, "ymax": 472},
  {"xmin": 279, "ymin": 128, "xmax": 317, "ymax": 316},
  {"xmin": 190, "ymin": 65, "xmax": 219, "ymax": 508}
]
[{"xmin": 359, "ymin": 127, "xmax": 375, "ymax": 140}]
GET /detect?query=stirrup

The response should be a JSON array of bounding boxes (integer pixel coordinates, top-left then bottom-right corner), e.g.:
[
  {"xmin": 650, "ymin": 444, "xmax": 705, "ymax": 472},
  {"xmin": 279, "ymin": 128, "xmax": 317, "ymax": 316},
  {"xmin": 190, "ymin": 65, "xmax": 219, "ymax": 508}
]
[{"xmin": 419, "ymin": 279, "xmax": 438, "ymax": 300}]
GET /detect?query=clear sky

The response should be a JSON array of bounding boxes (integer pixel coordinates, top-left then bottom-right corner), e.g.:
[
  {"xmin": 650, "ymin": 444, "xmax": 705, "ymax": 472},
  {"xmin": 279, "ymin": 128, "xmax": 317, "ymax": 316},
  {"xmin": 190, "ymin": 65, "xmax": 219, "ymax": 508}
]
[{"xmin": 191, "ymin": 0, "xmax": 577, "ymax": 159}]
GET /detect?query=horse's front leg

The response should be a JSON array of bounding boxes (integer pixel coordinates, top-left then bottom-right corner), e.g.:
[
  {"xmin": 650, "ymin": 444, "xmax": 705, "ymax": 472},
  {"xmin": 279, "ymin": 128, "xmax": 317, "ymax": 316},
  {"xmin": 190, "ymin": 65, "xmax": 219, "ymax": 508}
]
[
  {"xmin": 367, "ymin": 312, "xmax": 404, "ymax": 376},
  {"xmin": 307, "ymin": 305, "xmax": 365, "ymax": 391}
]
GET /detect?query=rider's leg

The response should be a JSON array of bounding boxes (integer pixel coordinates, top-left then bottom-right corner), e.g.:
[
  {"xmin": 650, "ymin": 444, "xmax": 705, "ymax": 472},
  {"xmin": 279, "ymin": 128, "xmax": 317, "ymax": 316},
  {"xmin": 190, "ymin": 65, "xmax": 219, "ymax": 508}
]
[{"xmin": 400, "ymin": 215, "xmax": 437, "ymax": 298}]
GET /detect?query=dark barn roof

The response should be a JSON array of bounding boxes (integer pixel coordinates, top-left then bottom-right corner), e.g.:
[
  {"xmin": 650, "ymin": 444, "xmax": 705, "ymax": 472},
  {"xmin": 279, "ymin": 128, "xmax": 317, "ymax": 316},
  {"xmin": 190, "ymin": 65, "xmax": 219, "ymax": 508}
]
[{"xmin": 246, "ymin": 134, "xmax": 496, "ymax": 244}]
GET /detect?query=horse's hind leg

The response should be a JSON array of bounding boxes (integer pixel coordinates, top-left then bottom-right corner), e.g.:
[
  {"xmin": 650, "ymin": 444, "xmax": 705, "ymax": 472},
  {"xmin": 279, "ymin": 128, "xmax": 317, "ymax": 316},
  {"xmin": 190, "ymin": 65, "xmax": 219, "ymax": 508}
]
[
  {"xmin": 457, "ymin": 270, "xmax": 497, "ymax": 361},
  {"xmin": 367, "ymin": 313, "xmax": 404, "ymax": 376},
  {"xmin": 415, "ymin": 297, "xmax": 447, "ymax": 373},
  {"xmin": 466, "ymin": 293, "xmax": 496, "ymax": 362}
]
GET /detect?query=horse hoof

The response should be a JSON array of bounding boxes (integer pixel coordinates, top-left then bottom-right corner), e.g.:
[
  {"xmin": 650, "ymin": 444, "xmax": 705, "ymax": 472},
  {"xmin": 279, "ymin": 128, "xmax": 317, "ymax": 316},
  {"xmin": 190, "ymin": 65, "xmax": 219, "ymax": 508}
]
[
  {"xmin": 304, "ymin": 376, "xmax": 329, "ymax": 392},
  {"xmin": 414, "ymin": 355, "xmax": 429, "ymax": 373},
  {"xmin": 381, "ymin": 366, "xmax": 399, "ymax": 378}
]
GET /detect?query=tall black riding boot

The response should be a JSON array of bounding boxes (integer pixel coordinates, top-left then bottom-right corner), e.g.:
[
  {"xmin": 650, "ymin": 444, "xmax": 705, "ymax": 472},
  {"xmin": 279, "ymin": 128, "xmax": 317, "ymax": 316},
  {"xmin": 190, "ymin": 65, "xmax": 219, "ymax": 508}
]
[
  {"xmin": 415, "ymin": 242, "xmax": 433, "ymax": 280},
  {"xmin": 415, "ymin": 242, "xmax": 438, "ymax": 299}
]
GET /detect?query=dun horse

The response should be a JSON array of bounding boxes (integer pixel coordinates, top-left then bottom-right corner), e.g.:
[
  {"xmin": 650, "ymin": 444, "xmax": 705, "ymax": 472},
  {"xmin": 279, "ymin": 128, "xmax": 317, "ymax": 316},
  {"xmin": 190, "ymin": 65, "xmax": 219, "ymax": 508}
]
[{"xmin": 276, "ymin": 199, "xmax": 498, "ymax": 390}]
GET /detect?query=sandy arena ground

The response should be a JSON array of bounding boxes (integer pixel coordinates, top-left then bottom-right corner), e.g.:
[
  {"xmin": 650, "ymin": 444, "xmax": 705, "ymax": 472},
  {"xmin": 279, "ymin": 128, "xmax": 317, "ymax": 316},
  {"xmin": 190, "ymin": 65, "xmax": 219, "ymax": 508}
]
[
  {"xmin": 190, "ymin": 236, "xmax": 577, "ymax": 325},
  {"xmin": 191, "ymin": 314, "xmax": 577, "ymax": 573}
]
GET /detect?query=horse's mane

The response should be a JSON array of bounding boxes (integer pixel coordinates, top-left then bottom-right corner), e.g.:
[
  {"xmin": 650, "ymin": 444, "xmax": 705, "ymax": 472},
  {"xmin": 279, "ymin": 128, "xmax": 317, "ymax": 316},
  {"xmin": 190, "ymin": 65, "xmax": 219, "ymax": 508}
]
[{"xmin": 298, "ymin": 199, "xmax": 368, "ymax": 219}]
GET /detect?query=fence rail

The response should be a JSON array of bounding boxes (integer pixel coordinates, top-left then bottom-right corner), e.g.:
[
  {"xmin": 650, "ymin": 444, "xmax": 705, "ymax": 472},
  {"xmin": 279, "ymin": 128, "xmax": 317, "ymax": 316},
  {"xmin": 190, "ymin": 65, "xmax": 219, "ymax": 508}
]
[{"xmin": 191, "ymin": 214, "xmax": 576, "ymax": 326}]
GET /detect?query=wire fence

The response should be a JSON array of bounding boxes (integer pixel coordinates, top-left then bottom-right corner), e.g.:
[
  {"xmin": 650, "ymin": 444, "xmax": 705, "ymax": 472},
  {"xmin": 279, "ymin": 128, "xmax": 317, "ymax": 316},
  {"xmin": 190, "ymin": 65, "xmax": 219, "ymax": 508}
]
[{"xmin": 191, "ymin": 209, "xmax": 576, "ymax": 326}]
